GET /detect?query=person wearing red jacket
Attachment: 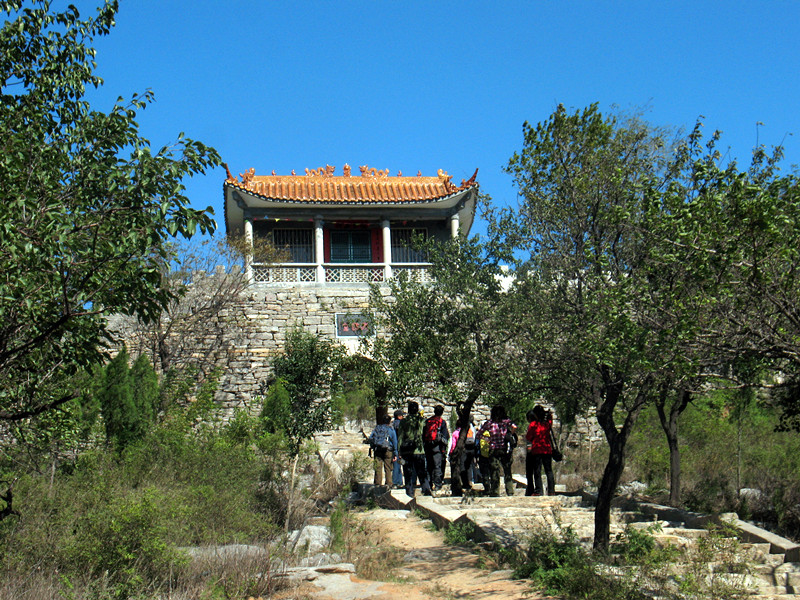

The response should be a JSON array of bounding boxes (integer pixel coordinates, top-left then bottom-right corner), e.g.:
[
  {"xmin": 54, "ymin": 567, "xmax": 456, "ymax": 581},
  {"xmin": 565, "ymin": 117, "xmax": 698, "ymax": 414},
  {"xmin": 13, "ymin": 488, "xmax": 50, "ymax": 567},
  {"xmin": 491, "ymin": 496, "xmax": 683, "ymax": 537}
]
[{"xmin": 525, "ymin": 405, "xmax": 555, "ymax": 496}]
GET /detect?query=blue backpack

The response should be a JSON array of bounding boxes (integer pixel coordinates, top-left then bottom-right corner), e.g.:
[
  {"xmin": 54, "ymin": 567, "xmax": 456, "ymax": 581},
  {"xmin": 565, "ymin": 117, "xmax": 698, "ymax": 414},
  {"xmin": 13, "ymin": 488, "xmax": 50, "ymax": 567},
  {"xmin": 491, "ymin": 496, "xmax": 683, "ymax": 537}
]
[{"xmin": 370, "ymin": 424, "xmax": 393, "ymax": 451}]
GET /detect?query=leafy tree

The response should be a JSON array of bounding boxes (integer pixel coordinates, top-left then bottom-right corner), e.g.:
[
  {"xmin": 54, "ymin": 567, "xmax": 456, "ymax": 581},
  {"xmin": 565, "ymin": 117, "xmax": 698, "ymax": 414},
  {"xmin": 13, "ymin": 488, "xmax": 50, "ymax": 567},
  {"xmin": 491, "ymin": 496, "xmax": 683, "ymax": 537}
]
[
  {"xmin": 640, "ymin": 122, "xmax": 798, "ymax": 504},
  {"xmin": 677, "ymin": 139, "xmax": 800, "ymax": 432},
  {"xmin": 368, "ymin": 232, "xmax": 537, "ymax": 489},
  {"xmin": 260, "ymin": 327, "xmax": 345, "ymax": 455},
  {"xmin": 502, "ymin": 104, "xmax": 679, "ymax": 549},
  {"xmin": 0, "ymin": 1, "xmax": 220, "ymax": 423},
  {"xmin": 504, "ymin": 106, "xmax": 798, "ymax": 524}
]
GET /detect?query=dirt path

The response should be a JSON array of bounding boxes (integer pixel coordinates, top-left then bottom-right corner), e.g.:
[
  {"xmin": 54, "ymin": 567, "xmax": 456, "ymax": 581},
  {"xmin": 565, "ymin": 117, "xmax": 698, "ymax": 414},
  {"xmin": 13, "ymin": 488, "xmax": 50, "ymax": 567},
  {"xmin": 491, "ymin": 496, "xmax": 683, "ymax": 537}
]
[{"xmin": 279, "ymin": 508, "xmax": 545, "ymax": 600}]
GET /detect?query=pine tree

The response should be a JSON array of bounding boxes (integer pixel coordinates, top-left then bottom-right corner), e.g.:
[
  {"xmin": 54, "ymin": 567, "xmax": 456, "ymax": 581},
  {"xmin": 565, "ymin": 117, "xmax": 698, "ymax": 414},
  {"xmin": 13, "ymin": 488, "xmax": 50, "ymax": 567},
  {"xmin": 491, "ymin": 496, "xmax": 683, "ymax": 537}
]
[
  {"xmin": 99, "ymin": 347, "xmax": 136, "ymax": 449},
  {"xmin": 130, "ymin": 354, "xmax": 159, "ymax": 429}
]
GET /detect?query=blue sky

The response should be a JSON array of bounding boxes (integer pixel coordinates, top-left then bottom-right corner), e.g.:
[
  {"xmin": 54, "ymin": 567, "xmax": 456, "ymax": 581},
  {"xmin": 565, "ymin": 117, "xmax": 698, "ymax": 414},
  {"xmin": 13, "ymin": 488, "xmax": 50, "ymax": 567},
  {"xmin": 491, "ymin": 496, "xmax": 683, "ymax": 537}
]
[{"xmin": 84, "ymin": 1, "xmax": 800, "ymax": 238}]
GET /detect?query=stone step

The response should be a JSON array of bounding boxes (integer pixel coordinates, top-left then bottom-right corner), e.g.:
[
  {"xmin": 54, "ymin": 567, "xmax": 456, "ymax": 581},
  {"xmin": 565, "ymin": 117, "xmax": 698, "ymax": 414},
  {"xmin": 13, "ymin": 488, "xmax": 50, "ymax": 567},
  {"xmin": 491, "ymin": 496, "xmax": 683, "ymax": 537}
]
[
  {"xmin": 752, "ymin": 589, "xmax": 794, "ymax": 598},
  {"xmin": 775, "ymin": 562, "xmax": 800, "ymax": 593},
  {"xmin": 320, "ymin": 426, "xmax": 800, "ymax": 597}
]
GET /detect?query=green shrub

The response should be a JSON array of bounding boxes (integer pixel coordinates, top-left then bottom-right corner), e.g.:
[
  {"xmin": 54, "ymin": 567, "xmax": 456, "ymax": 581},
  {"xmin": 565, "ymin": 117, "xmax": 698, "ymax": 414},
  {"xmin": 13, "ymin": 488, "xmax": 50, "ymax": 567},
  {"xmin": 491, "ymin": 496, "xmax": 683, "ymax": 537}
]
[
  {"xmin": 258, "ymin": 328, "xmax": 346, "ymax": 455},
  {"xmin": 0, "ymin": 410, "xmax": 285, "ymax": 596},
  {"xmin": 513, "ymin": 525, "xmax": 588, "ymax": 591},
  {"xmin": 612, "ymin": 524, "xmax": 658, "ymax": 562},
  {"xmin": 513, "ymin": 524, "xmax": 665, "ymax": 600},
  {"xmin": 223, "ymin": 407, "xmax": 259, "ymax": 445},
  {"xmin": 443, "ymin": 521, "xmax": 477, "ymax": 546},
  {"xmin": 64, "ymin": 487, "xmax": 183, "ymax": 593},
  {"xmin": 98, "ymin": 347, "xmax": 140, "ymax": 449}
]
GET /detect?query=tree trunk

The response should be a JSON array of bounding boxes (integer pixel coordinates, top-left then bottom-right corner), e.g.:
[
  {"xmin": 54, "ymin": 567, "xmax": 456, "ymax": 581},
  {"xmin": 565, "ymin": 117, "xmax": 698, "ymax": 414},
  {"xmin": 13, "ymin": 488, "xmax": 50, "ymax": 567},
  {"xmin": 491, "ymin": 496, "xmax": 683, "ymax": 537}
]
[
  {"xmin": 656, "ymin": 388, "xmax": 691, "ymax": 507},
  {"xmin": 285, "ymin": 453, "xmax": 299, "ymax": 535},
  {"xmin": 593, "ymin": 370, "xmax": 649, "ymax": 551},
  {"xmin": 594, "ymin": 434, "xmax": 626, "ymax": 550},
  {"xmin": 375, "ymin": 403, "xmax": 389, "ymax": 424}
]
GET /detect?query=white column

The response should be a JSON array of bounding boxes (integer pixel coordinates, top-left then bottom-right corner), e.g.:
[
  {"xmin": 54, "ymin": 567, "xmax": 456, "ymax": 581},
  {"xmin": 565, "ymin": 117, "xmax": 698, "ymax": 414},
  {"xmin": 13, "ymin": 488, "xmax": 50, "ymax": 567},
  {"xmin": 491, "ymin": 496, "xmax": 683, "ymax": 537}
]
[
  {"xmin": 381, "ymin": 218, "xmax": 392, "ymax": 280},
  {"xmin": 244, "ymin": 218, "xmax": 254, "ymax": 284},
  {"xmin": 314, "ymin": 217, "xmax": 325, "ymax": 284},
  {"xmin": 450, "ymin": 213, "xmax": 460, "ymax": 239}
]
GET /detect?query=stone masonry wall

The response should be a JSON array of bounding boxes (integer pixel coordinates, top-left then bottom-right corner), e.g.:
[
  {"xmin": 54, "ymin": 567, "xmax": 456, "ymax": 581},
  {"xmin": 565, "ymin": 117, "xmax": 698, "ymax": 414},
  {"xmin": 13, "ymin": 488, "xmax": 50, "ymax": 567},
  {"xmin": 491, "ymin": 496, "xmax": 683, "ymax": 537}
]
[
  {"xmin": 215, "ymin": 285, "xmax": 382, "ymax": 411},
  {"xmin": 108, "ymin": 284, "xmax": 384, "ymax": 416},
  {"xmin": 109, "ymin": 280, "xmax": 605, "ymax": 444}
]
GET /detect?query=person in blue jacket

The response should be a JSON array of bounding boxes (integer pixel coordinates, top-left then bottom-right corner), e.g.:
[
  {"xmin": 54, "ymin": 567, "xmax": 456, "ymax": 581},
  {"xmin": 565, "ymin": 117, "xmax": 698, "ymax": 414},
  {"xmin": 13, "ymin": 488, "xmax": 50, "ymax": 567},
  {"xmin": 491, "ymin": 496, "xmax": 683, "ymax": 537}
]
[{"xmin": 368, "ymin": 413, "xmax": 398, "ymax": 487}]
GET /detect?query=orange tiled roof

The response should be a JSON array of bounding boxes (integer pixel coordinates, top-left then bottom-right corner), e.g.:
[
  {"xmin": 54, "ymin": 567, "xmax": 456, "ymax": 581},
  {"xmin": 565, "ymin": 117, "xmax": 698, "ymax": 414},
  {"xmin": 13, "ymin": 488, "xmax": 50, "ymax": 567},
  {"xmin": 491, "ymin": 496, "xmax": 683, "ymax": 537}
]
[{"xmin": 224, "ymin": 163, "xmax": 478, "ymax": 203}]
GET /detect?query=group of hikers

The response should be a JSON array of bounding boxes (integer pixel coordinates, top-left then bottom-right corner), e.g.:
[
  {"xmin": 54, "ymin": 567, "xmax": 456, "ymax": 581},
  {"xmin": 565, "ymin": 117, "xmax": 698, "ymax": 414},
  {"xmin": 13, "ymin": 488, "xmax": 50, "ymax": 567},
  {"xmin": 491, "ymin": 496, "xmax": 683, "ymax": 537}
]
[{"xmin": 365, "ymin": 401, "xmax": 558, "ymax": 497}]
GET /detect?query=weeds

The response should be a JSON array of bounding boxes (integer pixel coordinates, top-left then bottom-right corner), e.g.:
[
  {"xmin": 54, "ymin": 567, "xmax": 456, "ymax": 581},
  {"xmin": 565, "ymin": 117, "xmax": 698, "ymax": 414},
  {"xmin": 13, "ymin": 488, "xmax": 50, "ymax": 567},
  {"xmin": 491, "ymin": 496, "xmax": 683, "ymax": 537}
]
[
  {"xmin": 676, "ymin": 525, "xmax": 752, "ymax": 600},
  {"xmin": 512, "ymin": 520, "xmax": 752, "ymax": 600},
  {"xmin": 443, "ymin": 521, "xmax": 477, "ymax": 546},
  {"xmin": 0, "ymin": 410, "xmax": 305, "ymax": 599},
  {"xmin": 356, "ymin": 545, "xmax": 405, "ymax": 581},
  {"xmin": 328, "ymin": 498, "xmax": 406, "ymax": 582},
  {"xmin": 329, "ymin": 498, "xmax": 370, "ymax": 560}
]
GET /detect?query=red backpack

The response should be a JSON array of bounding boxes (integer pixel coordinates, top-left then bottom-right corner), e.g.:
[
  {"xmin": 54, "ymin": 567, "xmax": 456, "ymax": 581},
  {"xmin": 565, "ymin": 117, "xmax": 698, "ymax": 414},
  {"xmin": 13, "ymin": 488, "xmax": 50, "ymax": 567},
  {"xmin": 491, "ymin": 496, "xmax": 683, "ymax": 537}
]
[{"xmin": 423, "ymin": 416, "xmax": 443, "ymax": 444}]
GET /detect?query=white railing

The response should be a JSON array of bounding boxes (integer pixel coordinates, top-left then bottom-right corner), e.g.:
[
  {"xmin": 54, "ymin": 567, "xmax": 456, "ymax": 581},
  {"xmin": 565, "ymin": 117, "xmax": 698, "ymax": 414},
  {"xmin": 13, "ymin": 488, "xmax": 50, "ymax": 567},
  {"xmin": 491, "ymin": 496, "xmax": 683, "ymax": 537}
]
[
  {"xmin": 325, "ymin": 264, "xmax": 385, "ymax": 283},
  {"xmin": 251, "ymin": 262, "xmax": 431, "ymax": 285},
  {"xmin": 392, "ymin": 263, "xmax": 434, "ymax": 283},
  {"xmin": 252, "ymin": 263, "xmax": 317, "ymax": 284}
]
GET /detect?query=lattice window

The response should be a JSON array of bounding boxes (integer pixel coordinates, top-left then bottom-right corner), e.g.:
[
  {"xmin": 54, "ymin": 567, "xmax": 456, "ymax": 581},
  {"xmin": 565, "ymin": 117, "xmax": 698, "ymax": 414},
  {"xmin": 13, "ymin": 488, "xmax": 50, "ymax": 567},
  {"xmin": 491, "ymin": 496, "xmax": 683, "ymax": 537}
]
[
  {"xmin": 298, "ymin": 267, "xmax": 317, "ymax": 282},
  {"xmin": 391, "ymin": 228, "xmax": 427, "ymax": 263},
  {"xmin": 271, "ymin": 228, "xmax": 313, "ymax": 263},
  {"xmin": 252, "ymin": 265, "xmax": 272, "ymax": 283}
]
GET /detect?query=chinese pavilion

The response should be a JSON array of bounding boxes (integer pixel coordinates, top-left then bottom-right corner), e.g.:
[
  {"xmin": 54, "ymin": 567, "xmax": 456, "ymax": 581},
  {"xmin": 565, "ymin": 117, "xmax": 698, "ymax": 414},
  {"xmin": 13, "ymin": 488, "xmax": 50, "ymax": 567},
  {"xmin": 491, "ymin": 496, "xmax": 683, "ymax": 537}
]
[{"xmin": 224, "ymin": 163, "xmax": 479, "ymax": 286}]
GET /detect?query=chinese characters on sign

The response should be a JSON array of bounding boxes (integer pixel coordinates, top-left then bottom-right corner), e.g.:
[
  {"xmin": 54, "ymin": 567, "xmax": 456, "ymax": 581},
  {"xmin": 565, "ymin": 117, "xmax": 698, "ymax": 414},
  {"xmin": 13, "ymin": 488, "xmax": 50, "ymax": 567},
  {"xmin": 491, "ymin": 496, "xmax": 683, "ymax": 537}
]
[{"xmin": 336, "ymin": 313, "xmax": 372, "ymax": 337}]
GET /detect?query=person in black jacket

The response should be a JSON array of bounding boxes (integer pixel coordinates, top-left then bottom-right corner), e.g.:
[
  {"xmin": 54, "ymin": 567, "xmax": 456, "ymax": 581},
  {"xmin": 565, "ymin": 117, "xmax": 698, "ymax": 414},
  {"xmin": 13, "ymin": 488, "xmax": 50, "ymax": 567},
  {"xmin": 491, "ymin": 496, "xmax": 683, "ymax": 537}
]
[
  {"xmin": 390, "ymin": 409, "xmax": 405, "ymax": 488},
  {"xmin": 397, "ymin": 401, "xmax": 431, "ymax": 497}
]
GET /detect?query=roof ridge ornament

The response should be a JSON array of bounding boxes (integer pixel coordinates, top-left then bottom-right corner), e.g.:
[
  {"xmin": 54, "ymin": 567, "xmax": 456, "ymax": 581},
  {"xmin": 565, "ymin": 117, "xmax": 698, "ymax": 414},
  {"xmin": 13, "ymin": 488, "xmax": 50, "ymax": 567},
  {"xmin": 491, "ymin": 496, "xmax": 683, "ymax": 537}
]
[
  {"xmin": 359, "ymin": 165, "xmax": 389, "ymax": 178},
  {"xmin": 305, "ymin": 165, "xmax": 336, "ymax": 177},
  {"xmin": 241, "ymin": 167, "xmax": 255, "ymax": 185},
  {"xmin": 460, "ymin": 168, "xmax": 479, "ymax": 189},
  {"xmin": 437, "ymin": 169, "xmax": 457, "ymax": 192},
  {"xmin": 224, "ymin": 163, "xmax": 236, "ymax": 183}
]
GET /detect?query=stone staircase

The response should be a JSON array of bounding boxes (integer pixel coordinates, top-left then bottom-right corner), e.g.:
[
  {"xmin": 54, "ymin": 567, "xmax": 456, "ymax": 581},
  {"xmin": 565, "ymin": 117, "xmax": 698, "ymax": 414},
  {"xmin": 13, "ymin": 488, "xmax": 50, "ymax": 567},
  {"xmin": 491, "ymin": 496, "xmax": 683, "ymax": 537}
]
[
  {"xmin": 315, "ymin": 426, "xmax": 800, "ymax": 598},
  {"xmin": 314, "ymin": 423, "xmax": 372, "ymax": 480}
]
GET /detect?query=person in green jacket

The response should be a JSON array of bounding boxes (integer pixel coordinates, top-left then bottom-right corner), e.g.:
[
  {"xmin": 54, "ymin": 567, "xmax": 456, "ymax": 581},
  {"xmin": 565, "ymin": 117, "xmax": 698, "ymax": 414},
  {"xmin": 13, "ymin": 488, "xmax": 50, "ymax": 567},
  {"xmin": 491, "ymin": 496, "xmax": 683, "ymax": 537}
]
[{"xmin": 397, "ymin": 401, "xmax": 431, "ymax": 497}]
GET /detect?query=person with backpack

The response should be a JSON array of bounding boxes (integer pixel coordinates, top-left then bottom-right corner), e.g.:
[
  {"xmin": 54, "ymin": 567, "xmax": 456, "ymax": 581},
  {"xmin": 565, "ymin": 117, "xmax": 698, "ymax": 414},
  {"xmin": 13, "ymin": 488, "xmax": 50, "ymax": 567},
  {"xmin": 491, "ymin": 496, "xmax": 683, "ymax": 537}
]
[
  {"xmin": 423, "ymin": 405, "xmax": 450, "ymax": 492},
  {"xmin": 476, "ymin": 405, "xmax": 517, "ymax": 497},
  {"xmin": 448, "ymin": 418, "xmax": 476, "ymax": 496},
  {"xmin": 525, "ymin": 405, "xmax": 555, "ymax": 496},
  {"xmin": 367, "ymin": 413, "xmax": 398, "ymax": 487},
  {"xmin": 397, "ymin": 401, "xmax": 431, "ymax": 497},
  {"xmin": 477, "ymin": 428, "xmax": 492, "ymax": 487}
]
